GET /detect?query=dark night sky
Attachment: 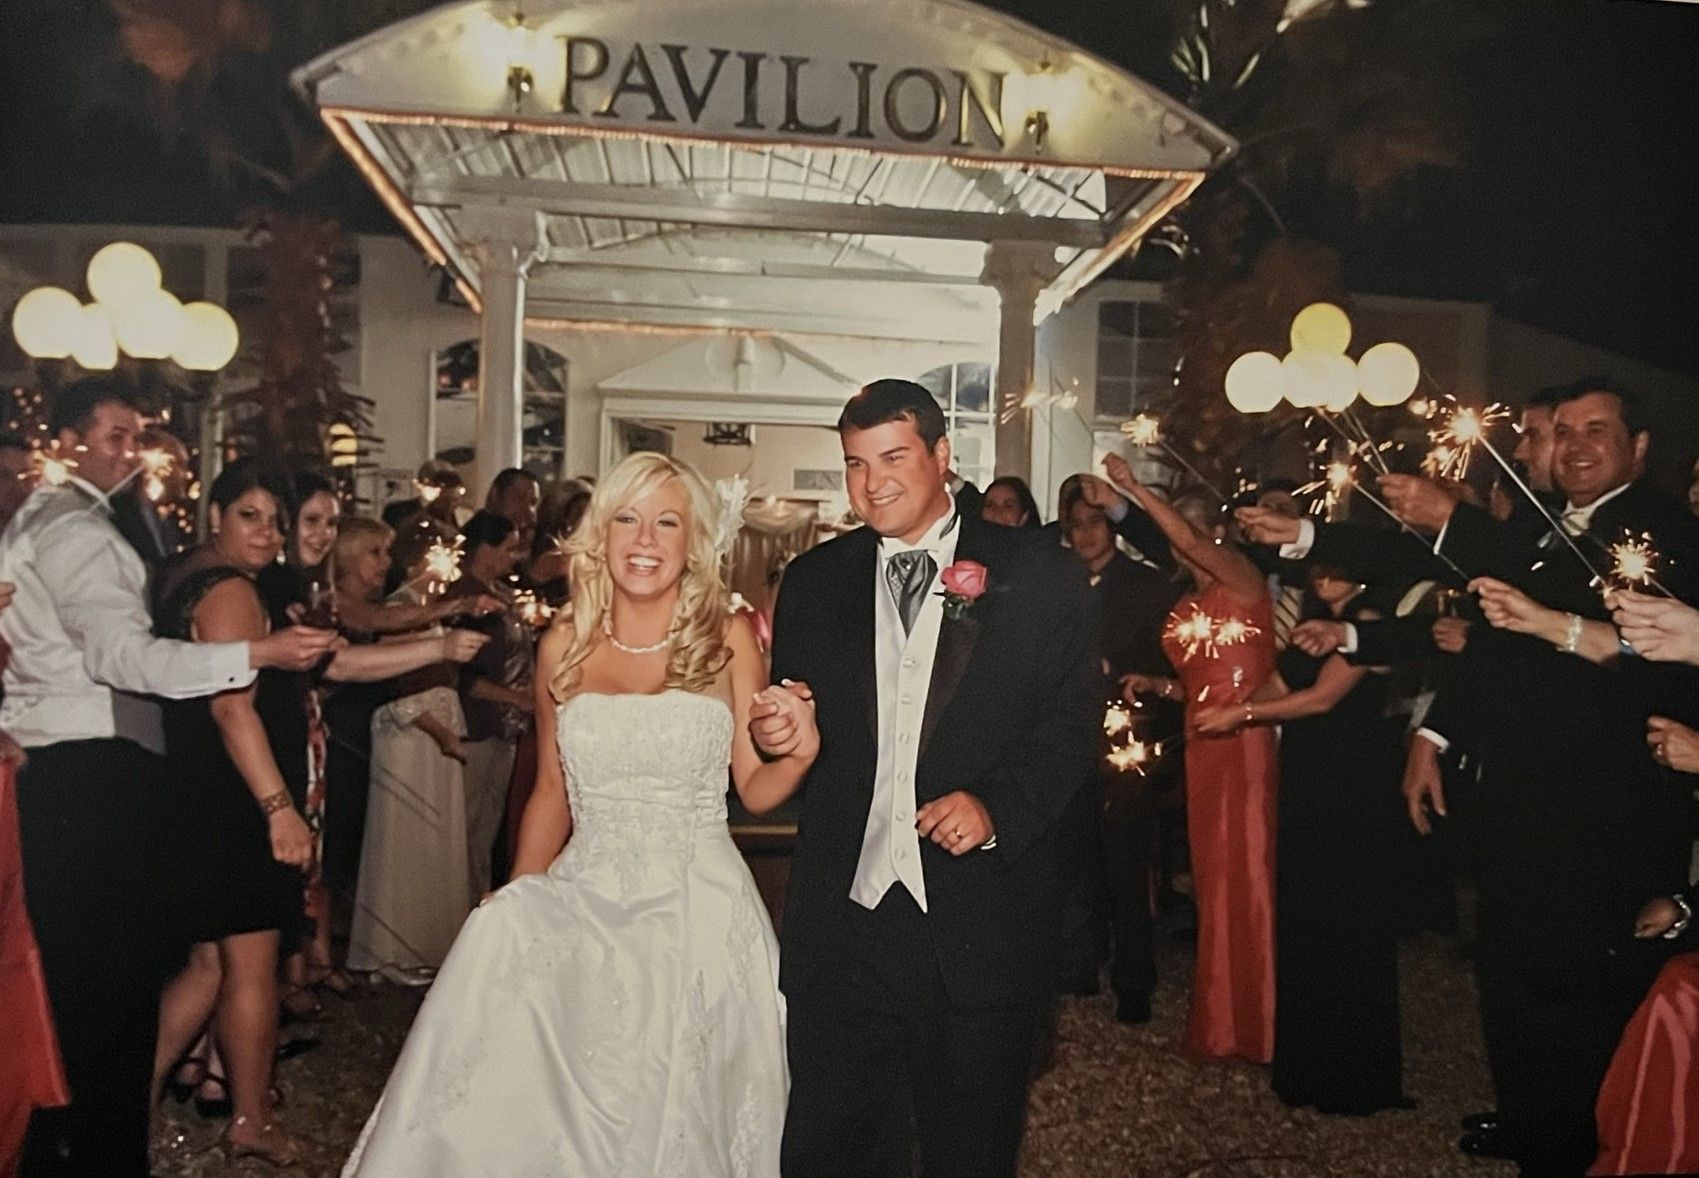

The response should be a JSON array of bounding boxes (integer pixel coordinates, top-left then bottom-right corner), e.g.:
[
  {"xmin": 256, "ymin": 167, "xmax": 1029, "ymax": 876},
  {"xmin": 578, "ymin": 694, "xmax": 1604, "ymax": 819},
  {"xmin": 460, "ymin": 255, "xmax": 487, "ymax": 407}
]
[{"xmin": 2, "ymin": 0, "xmax": 1696, "ymax": 374}]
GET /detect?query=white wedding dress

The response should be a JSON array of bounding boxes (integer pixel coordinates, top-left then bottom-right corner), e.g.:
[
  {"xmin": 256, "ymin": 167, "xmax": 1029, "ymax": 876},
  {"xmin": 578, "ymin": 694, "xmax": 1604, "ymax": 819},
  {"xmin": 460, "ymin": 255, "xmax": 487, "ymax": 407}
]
[{"xmin": 344, "ymin": 690, "xmax": 788, "ymax": 1177}]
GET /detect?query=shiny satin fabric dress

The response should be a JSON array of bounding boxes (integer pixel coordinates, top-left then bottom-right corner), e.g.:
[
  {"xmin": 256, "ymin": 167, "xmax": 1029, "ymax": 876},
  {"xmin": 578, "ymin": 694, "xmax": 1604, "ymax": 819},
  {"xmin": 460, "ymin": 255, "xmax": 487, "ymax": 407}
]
[
  {"xmin": 1162, "ymin": 584, "xmax": 1278, "ymax": 1064},
  {"xmin": 1590, "ymin": 950, "xmax": 1699, "ymax": 1176},
  {"xmin": 344, "ymin": 689, "xmax": 787, "ymax": 1177}
]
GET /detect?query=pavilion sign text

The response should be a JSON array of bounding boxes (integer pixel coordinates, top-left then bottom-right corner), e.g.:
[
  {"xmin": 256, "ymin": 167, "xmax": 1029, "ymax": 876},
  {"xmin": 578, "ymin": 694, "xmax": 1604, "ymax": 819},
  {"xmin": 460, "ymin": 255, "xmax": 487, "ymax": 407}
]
[{"xmin": 558, "ymin": 37, "xmax": 1012, "ymax": 153}]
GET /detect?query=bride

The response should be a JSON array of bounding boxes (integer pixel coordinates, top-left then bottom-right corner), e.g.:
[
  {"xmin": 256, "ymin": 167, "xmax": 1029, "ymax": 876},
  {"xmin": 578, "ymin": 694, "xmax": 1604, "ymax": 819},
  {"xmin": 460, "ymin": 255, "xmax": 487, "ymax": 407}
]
[{"xmin": 344, "ymin": 453, "xmax": 817, "ymax": 1177}]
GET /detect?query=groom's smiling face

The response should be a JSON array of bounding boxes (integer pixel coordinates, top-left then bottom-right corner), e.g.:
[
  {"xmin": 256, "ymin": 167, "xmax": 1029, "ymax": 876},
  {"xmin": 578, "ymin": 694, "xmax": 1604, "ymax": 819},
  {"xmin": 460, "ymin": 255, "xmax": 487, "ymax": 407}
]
[{"xmin": 842, "ymin": 417, "xmax": 953, "ymax": 545}]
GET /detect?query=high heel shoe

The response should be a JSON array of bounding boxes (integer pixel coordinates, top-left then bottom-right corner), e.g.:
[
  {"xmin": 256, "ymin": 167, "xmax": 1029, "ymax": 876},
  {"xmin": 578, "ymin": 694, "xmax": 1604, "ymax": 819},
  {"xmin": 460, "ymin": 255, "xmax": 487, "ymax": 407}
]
[
  {"xmin": 220, "ymin": 1116, "xmax": 303, "ymax": 1169},
  {"xmin": 163, "ymin": 1054, "xmax": 208, "ymax": 1105},
  {"xmin": 280, "ymin": 984, "xmax": 324, "ymax": 1024},
  {"xmin": 193, "ymin": 1072, "xmax": 233, "ymax": 1119}
]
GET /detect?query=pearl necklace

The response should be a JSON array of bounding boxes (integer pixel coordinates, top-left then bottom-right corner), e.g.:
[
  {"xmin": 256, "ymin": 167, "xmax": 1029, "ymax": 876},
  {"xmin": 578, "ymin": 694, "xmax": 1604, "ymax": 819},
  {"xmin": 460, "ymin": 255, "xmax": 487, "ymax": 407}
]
[{"xmin": 602, "ymin": 615, "xmax": 670, "ymax": 655}]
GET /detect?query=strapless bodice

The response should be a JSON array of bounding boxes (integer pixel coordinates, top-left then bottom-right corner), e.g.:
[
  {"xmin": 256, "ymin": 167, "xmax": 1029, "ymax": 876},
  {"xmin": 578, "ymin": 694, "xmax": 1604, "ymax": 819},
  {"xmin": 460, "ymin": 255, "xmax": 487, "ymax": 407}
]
[{"xmin": 555, "ymin": 690, "xmax": 733, "ymax": 852}]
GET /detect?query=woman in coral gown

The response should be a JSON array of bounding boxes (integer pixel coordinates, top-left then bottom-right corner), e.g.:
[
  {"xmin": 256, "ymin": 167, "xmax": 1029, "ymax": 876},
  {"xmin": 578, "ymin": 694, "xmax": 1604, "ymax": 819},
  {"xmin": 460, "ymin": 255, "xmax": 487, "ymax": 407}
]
[{"xmin": 1105, "ymin": 456, "xmax": 1277, "ymax": 1064}]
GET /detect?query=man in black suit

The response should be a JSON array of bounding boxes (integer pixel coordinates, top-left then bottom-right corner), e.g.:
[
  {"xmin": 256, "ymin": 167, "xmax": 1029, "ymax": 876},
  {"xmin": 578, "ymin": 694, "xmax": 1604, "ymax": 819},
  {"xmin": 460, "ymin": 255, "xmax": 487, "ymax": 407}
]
[
  {"xmin": 1401, "ymin": 381, "xmax": 1698, "ymax": 1176},
  {"xmin": 755, "ymin": 379, "xmax": 1099, "ymax": 1178},
  {"xmin": 1057, "ymin": 494, "xmax": 1182, "ymax": 1023}
]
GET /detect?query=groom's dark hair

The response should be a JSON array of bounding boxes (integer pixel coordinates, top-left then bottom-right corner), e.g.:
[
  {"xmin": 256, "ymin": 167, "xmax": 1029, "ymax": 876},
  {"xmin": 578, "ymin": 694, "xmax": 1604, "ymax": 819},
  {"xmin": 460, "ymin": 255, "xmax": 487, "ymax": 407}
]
[{"xmin": 837, "ymin": 379, "xmax": 948, "ymax": 450}]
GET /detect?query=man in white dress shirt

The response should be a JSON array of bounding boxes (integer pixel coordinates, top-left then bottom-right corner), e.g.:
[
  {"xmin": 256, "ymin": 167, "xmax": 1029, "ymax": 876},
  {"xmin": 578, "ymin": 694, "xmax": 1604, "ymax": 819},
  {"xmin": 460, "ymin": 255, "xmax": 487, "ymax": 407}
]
[
  {"xmin": 0, "ymin": 377, "xmax": 336, "ymax": 1178},
  {"xmin": 758, "ymin": 380, "xmax": 1099, "ymax": 1177}
]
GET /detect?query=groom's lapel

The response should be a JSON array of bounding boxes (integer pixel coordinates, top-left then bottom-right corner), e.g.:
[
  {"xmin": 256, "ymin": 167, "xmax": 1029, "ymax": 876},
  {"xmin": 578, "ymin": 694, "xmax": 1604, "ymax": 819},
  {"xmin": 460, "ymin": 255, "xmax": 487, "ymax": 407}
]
[
  {"xmin": 917, "ymin": 516, "xmax": 990, "ymax": 764},
  {"xmin": 837, "ymin": 527, "xmax": 880, "ymax": 740}
]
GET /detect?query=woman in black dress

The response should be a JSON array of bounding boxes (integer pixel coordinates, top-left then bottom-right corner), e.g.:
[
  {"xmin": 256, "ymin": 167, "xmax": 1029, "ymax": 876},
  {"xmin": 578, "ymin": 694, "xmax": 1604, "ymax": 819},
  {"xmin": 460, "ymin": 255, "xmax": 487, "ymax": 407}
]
[
  {"xmin": 150, "ymin": 460, "xmax": 314, "ymax": 1165},
  {"xmin": 1193, "ymin": 565, "xmax": 1410, "ymax": 1115}
]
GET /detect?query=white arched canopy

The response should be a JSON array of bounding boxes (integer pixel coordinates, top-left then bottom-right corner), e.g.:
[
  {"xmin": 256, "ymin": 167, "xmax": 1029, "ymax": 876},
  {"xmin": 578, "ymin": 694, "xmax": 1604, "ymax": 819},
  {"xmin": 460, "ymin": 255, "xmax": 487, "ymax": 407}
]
[{"xmin": 294, "ymin": 0, "xmax": 1236, "ymax": 481}]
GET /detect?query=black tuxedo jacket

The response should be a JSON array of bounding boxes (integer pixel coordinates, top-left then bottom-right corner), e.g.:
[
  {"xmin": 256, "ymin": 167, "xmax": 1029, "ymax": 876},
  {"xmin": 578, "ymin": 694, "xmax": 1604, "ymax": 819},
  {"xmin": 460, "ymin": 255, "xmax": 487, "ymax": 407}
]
[
  {"xmin": 1422, "ymin": 480, "xmax": 1699, "ymax": 960},
  {"xmin": 769, "ymin": 512, "xmax": 1101, "ymax": 1008}
]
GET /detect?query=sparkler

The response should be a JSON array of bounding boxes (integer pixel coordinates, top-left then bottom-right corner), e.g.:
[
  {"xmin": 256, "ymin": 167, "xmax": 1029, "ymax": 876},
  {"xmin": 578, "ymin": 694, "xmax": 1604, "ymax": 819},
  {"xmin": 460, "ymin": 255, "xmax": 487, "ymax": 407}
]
[
  {"xmin": 404, "ymin": 536, "xmax": 465, "ymax": 593},
  {"xmin": 1162, "ymin": 607, "xmax": 1262, "ymax": 663},
  {"xmin": 1605, "ymin": 531, "xmax": 1672, "ymax": 598},
  {"xmin": 514, "ymin": 588, "xmax": 554, "ymax": 627},
  {"xmin": 1104, "ymin": 701, "xmax": 1135, "ymax": 739},
  {"xmin": 1300, "ymin": 453, "xmax": 1472, "ymax": 582},
  {"xmin": 138, "ymin": 447, "xmax": 173, "ymax": 502},
  {"xmin": 1118, "ymin": 415, "xmax": 1230, "ymax": 504},
  {"xmin": 34, "ymin": 450, "xmax": 74, "ymax": 486},
  {"xmin": 1437, "ymin": 400, "xmax": 1604, "ymax": 583},
  {"xmin": 1429, "ymin": 401, "xmax": 1509, "ymax": 482}
]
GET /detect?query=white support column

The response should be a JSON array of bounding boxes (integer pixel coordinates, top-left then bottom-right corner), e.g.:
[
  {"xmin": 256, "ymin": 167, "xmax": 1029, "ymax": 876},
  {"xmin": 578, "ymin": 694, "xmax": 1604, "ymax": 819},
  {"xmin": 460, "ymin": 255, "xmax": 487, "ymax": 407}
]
[
  {"xmin": 983, "ymin": 242, "xmax": 1053, "ymax": 482},
  {"xmin": 468, "ymin": 212, "xmax": 545, "ymax": 499}
]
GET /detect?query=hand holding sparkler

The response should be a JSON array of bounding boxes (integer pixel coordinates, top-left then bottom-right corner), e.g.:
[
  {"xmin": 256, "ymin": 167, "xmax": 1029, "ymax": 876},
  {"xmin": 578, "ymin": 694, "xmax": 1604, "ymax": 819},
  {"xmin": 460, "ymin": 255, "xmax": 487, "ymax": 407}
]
[
  {"xmin": 1469, "ymin": 576, "xmax": 1614, "ymax": 663},
  {"xmin": 1375, "ymin": 474, "xmax": 1458, "ymax": 534},
  {"xmin": 1611, "ymin": 590, "xmax": 1699, "ymax": 666},
  {"xmin": 1116, "ymin": 415, "xmax": 1230, "ymax": 504},
  {"xmin": 1233, "ymin": 506, "xmax": 1303, "ymax": 548}
]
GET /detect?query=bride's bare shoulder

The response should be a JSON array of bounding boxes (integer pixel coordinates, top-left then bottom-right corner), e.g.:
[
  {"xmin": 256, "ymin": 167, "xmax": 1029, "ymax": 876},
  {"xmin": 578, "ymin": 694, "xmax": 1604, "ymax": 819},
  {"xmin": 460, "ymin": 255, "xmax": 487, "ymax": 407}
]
[{"xmin": 538, "ymin": 618, "xmax": 577, "ymax": 661}]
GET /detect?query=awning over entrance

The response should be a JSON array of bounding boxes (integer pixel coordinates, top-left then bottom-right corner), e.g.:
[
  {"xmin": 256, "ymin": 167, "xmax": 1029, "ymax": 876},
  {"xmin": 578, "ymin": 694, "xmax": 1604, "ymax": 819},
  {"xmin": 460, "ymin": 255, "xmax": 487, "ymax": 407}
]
[{"xmin": 293, "ymin": 0, "xmax": 1236, "ymax": 478}]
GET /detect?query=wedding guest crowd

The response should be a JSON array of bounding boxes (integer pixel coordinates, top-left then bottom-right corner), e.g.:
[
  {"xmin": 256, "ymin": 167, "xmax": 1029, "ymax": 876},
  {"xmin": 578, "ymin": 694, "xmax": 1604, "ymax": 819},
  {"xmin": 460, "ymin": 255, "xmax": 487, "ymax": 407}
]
[
  {"xmin": 0, "ymin": 376, "xmax": 596, "ymax": 1174},
  {"xmin": 3, "ymin": 367, "xmax": 1696, "ymax": 1178}
]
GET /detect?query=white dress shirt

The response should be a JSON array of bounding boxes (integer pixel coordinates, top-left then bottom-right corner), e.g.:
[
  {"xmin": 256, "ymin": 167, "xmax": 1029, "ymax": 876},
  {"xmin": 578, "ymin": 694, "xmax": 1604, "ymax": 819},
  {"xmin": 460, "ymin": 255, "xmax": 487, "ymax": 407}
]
[
  {"xmin": 0, "ymin": 480, "xmax": 255, "ymax": 753},
  {"xmin": 850, "ymin": 501, "xmax": 960, "ymax": 914}
]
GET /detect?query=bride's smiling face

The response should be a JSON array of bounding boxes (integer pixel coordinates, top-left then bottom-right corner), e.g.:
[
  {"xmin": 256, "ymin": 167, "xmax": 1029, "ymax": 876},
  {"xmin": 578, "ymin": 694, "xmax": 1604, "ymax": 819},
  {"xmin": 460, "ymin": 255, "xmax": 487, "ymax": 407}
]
[{"xmin": 605, "ymin": 477, "xmax": 691, "ymax": 602}]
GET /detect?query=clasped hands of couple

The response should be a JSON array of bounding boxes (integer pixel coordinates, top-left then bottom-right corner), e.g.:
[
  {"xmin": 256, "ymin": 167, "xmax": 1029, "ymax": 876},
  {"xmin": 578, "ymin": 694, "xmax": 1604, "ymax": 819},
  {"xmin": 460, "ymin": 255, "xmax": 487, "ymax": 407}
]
[{"xmin": 745, "ymin": 681, "xmax": 997, "ymax": 855}]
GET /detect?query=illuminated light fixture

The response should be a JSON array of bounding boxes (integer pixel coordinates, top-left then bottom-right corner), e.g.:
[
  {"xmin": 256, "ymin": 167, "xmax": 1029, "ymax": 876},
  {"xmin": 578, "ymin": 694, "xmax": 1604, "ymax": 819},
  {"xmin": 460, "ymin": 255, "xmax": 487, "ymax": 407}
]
[
  {"xmin": 704, "ymin": 422, "xmax": 752, "ymax": 446},
  {"xmin": 171, "ymin": 302, "xmax": 241, "ymax": 371},
  {"xmin": 1223, "ymin": 350, "xmax": 1283, "ymax": 414},
  {"xmin": 327, "ymin": 422, "xmax": 362, "ymax": 468},
  {"xmin": 68, "ymin": 303, "xmax": 119, "ymax": 370},
  {"xmin": 86, "ymin": 242, "xmax": 163, "ymax": 308},
  {"xmin": 111, "ymin": 288, "xmax": 185, "ymax": 360},
  {"xmin": 10, "ymin": 286, "xmax": 81, "ymax": 359},
  {"xmin": 1281, "ymin": 349, "xmax": 1355, "ymax": 409},
  {"xmin": 1289, "ymin": 302, "xmax": 1352, "ymax": 355},
  {"xmin": 1356, "ymin": 341, "xmax": 1421, "ymax": 407},
  {"xmin": 505, "ymin": 9, "xmax": 535, "ymax": 111}
]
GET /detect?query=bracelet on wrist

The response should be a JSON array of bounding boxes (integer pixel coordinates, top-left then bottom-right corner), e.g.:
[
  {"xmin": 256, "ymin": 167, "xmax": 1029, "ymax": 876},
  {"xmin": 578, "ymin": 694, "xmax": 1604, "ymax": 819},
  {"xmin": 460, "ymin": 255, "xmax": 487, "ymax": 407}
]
[
  {"xmin": 1242, "ymin": 703, "xmax": 1255, "ymax": 726},
  {"xmin": 1560, "ymin": 612, "xmax": 1583, "ymax": 654},
  {"xmin": 1667, "ymin": 894, "xmax": 1693, "ymax": 940},
  {"xmin": 259, "ymin": 790, "xmax": 294, "ymax": 816}
]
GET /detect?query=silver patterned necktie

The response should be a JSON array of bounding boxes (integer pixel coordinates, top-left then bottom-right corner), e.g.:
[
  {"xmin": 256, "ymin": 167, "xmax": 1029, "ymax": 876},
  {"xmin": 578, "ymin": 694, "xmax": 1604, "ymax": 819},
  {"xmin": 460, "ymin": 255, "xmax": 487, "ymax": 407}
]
[{"xmin": 885, "ymin": 549, "xmax": 937, "ymax": 635}]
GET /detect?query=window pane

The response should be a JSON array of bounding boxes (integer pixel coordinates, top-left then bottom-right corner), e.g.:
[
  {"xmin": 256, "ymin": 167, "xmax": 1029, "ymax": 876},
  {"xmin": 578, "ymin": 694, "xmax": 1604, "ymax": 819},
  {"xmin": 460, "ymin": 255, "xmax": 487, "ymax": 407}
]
[{"xmin": 956, "ymin": 363, "xmax": 991, "ymax": 412}]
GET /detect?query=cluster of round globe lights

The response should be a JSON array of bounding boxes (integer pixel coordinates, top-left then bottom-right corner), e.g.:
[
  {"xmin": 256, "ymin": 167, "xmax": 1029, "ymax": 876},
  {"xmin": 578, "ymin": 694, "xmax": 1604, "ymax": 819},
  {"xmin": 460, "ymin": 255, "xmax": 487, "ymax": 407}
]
[
  {"xmin": 9, "ymin": 242, "xmax": 240, "ymax": 372},
  {"xmin": 1223, "ymin": 302, "xmax": 1421, "ymax": 414}
]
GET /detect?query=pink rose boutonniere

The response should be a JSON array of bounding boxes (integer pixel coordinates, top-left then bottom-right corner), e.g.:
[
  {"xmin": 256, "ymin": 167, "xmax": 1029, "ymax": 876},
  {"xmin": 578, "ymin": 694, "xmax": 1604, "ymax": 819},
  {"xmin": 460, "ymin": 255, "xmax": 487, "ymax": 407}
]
[{"xmin": 939, "ymin": 559, "xmax": 989, "ymax": 620}]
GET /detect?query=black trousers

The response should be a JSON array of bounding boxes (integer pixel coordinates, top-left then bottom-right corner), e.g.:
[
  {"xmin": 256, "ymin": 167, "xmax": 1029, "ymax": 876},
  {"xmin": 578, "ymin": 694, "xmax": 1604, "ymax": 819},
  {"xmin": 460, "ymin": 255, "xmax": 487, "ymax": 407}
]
[
  {"xmin": 17, "ymin": 739, "xmax": 178, "ymax": 1178},
  {"xmin": 1475, "ymin": 893, "xmax": 1665, "ymax": 1178},
  {"xmin": 781, "ymin": 891, "xmax": 1039, "ymax": 1178},
  {"xmin": 1057, "ymin": 775, "xmax": 1158, "ymax": 1001}
]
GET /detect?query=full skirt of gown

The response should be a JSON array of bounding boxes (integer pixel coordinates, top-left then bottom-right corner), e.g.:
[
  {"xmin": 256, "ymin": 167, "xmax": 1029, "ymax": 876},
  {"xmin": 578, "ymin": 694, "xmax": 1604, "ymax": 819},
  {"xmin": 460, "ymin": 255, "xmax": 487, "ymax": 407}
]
[{"xmin": 344, "ymin": 690, "xmax": 787, "ymax": 1177}]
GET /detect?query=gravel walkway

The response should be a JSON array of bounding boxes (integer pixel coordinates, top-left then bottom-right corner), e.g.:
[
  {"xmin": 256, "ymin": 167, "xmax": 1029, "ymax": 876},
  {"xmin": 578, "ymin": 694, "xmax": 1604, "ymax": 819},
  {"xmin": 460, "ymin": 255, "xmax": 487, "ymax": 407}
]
[{"xmin": 152, "ymin": 934, "xmax": 1516, "ymax": 1177}]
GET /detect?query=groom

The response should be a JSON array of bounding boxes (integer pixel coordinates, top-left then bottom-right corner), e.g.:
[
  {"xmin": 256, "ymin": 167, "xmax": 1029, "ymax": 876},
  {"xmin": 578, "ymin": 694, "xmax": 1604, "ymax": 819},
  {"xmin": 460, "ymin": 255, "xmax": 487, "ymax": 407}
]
[{"xmin": 754, "ymin": 379, "xmax": 1100, "ymax": 1176}]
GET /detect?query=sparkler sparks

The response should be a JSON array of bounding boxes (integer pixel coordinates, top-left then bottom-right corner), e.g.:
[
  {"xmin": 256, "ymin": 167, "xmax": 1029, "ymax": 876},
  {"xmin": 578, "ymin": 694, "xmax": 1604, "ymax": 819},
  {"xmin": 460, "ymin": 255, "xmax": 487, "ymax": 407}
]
[
  {"xmin": 1120, "ymin": 413, "xmax": 1163, "ymax": 447},
  {"xmin": 1104, "ymin": 701, "xmax": 1134, "ymax": 739},
  {"xmin": 1162, "ymin": 608, "xmax": 1262, "ymax": 662},
  {"xmin": 1117, "ymin": 414, "xmax": 1231, "ymax": 504},
  {"xmin": 1605, "ymin": 531, "xmax": 1670, "ymax": 597},
  {"xmin": 138, "ymin": 447, "xmax": 173, "ymax": 502},
  {"xmin": 35, "ymin": 451, "xmax": 74, "ymax": 486},
  {"xmin": 421, "ymin": 537, "xmax": 463, "ymax": 585},
  {"xmin": 1429, "ymin": 401, "xmax": 1509, "ymax": 480},
  {"xmin": 1106, "ymin": 738, "xmax": 1155, "ymax": 774},
  {"xmin": 514, "ymin": 588, "xmax": 554, "ymax": 627}
]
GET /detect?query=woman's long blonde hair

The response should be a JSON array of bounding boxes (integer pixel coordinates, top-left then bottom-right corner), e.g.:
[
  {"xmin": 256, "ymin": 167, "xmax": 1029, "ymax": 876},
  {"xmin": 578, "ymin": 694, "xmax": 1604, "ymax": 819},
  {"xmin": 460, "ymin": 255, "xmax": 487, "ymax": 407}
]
[{"xmin": 549, "ymin": 452, "xmax": 731, "ymax": 701}]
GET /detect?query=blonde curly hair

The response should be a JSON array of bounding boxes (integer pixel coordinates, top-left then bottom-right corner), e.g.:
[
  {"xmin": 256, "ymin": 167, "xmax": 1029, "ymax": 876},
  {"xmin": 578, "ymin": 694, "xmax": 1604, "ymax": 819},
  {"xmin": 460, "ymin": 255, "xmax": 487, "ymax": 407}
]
[{"xmin": 549, "ymin": 452, "xmax": 731, "ymax": 701}]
